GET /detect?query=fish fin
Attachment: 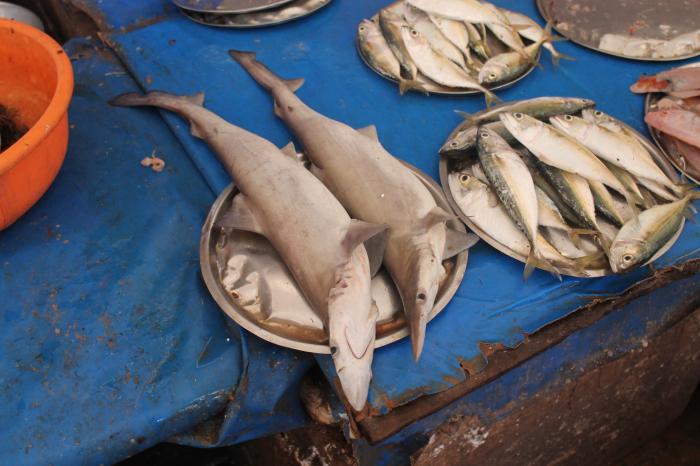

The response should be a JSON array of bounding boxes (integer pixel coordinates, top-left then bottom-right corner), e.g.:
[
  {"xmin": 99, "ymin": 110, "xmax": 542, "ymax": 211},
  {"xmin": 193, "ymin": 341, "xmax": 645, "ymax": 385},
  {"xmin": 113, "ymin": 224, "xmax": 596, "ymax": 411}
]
[
  {"xmin": 550, "ymin": 50, "xmax": 575, "ymax": 67},
  {"xmin": 487, "ymin": 190, "xmax": 500, "ymax": 208},
  {"xmin": 443, "ymin": 228, "xmax": 480, "ymax": 260},
  {"xmin": 279, "ymin": 141, "xmax": 298, "ymax": 158},
  {"xmin": 569, "ymin": 228, "xmax": 598, "ymax": 248},
  {"xmin": 344, "ymin": 319, "xmax": 375, "ymax": 360},
  {"xmin": 190, "ymin": 123, "xmax": 205, "ymax": 139},
  {"xmin": 273, "ymin": 99, "xmax": 283, "ymax": 118},
  {"xmin": 342, "ymin": 220, "xmax": 389, "ymax": 259},
  {"xmin": 524, "ymin": 249, "xmax": 538, "ymax": 281},
  {"xmin": 419, "ymin": 207, "xmax": 455, "ymax": 231},
  {"xmin": 357, "ymin": 125, "xmax": 379, "ymax": 141},
  {"xmin": 455, "ymin": 110, "xmax": 475, "ymax": 124},
  {"xmin": 215, "ymin": 194, "xmax": 264, "ymax": 235},
  {"xmin": 364, "ymin": 229, "xmax": 388, "ymax": 277},
  {"xmin": 284, "ymin": 78, "xmax": 305, "ymax": 92}
]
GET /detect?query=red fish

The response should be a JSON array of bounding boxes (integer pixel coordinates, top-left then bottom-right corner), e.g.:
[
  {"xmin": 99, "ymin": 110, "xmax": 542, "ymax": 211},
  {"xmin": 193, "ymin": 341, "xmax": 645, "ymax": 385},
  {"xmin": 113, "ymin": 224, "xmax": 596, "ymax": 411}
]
[
  {"xmin": 646, "ymin": 109, "xmax": 700, "ymax": 149},
  {"xmin": 631, "ymin": 66, "xmax": 700, "ymax": 93}
]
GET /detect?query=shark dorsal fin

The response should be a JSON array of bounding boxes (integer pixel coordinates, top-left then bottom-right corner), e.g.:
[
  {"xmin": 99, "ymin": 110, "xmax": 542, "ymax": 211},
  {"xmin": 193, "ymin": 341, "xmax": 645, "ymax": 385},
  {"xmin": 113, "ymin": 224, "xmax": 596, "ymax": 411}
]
[
  {"xmin": 357, "ymin": 125, "xmax": 379, "ymax": 141},
  {"xmin": 280, "ymin": 141, "xmax": 298, "ymax": 158},
  {"xmin": 285, "ymin": 78, "xmax": 305, "ymax": 92},
  {"xmin": 215, "ymin": 194, "xmax": 263, "ymax": 235}
]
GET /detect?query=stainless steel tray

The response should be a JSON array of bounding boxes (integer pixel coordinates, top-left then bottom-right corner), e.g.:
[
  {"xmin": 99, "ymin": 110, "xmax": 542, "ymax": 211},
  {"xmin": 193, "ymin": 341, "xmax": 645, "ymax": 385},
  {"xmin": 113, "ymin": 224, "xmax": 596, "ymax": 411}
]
[
  {"xmin": 172, "ymin": 0, "xmax": 295, "ymax": 14},
  {"xmin": 644, "ymin": 63, "xmax": 700, "ymax": 185},
  {"xmin": 200, "ymin": 164, "xmax": 468, "ymax": 354},
  {"xmin": 438, "ymin": 97, "xmax": 684, "ymax": 277},
  {"xmin": 537, "ymin": 0, "xmax": 700, "ymax": 61},
  {"xmin": 356, "ymin": 2, "xmax": 539, "ymax": 96},
  {"xmin": 180, "ymin": 0, "xmax": 331, "ymax": 28}
]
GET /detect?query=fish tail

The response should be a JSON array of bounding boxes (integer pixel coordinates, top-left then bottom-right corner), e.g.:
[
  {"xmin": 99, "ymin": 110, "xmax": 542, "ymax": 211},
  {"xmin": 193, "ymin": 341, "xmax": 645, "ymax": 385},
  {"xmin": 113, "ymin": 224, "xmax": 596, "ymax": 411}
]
[
  {"xmin": 572, "ymin": 251, "xmax": 607, "ymax": 272},
  {"xmin": 524, "ymin": 248, "xmax": 562, "ymax": 281},
  {"xmin": 483, "ymin": 89, "xmax": 502, "ymax": 108},
  {"xmin": 399, "ymin": 79, "xmax": 428, "ymax": 96},
  {"xmin": 546, "ymin": 45, "xmax": 575, "ymax": 67},
  {"xmin": 229, "ymin": 49, "xmax": 305, "ymax": 93},
  {"xmin": 455, "ymin": 110, "xmax": 475, "ymax": 124}
]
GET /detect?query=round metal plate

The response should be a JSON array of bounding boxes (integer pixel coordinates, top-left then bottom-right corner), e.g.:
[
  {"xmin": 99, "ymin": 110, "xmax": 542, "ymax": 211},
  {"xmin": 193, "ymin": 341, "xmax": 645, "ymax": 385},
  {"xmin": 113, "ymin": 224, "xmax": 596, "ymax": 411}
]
[
  {"xmin": 644, "ymin": 63, "xmax": 700, "ymax": 184},
  {"xmin": 356, "ymin": 3, "xmax": 539, "ymax": 96},
  {"xmin": 173, "ymin": 0, "xmax": 295, "ymax": 14},
  {"xmin": 438, "ymin": 97, "xmax": 683, "ymax": 277},
  {"xmin": 180, "ymin": 0, "xmax": 331, "ymax": 28},
  {"xmin": 537, "ymin": 0, "xmax": 700, "ymax": 62},
  {"xmin": 200, "ymin": 164, "xmax": 468, "ymax": 354}
]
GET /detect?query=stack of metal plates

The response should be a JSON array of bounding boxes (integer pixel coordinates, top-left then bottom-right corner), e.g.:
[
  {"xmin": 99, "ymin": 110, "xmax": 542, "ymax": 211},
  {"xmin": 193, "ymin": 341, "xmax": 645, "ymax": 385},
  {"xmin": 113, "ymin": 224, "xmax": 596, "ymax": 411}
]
[{"xmin": 173, "ymin": 0, "xmax": 332, "ymax": 28}]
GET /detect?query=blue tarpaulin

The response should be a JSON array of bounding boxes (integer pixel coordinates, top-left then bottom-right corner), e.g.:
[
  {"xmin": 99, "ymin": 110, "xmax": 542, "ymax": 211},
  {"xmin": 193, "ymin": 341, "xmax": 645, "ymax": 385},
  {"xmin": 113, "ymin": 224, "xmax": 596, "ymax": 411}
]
[{"xmin": 2, "ymin": 1, "xmax": 699, "ymax": 464}]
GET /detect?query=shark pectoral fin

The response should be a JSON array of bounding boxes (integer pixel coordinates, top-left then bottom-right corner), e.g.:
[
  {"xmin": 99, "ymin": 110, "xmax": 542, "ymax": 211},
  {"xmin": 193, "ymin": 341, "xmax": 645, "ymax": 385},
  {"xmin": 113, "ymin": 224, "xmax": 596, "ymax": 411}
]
[
  {"xmin": 344, "ymin": 321, "xmax": 375, "ymax": 359},
  {"xmin": 364, "ymin": 229, "xmax": 389, "ymax": 277},
  {"xmin": 357, "ymin": 125, "xmax": 379, "ymax": 141},
  {"xmin": 443, "ymin": 227, "xmax": 480, "ymax": 260},
  {"xmin": 342, "ymin": 220, "xmax": 389, "ymax": 260},
  {"xmin": 215, "ymin": 194, "xmax": 264, "ymax": 235},
  {"xmin": 420, "ymin": 206, "xmax": 456, "ymax": 231}
]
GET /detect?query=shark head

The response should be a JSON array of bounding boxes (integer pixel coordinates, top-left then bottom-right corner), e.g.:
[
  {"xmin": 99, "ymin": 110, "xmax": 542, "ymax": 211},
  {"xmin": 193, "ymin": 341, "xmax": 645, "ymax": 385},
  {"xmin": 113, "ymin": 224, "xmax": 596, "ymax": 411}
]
[
  {"xmin": 401, "ymin": 229, "xmax": 446, "ymax": 362},
  {"xmin": 327, "ymin": 243, "xmax": 378, "ymax": 412}
]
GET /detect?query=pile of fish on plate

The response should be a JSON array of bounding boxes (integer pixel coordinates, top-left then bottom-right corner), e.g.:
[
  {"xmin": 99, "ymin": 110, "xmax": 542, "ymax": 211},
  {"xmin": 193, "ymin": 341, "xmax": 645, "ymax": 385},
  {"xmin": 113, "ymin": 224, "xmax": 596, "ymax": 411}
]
[
  {"xmin": 357, "ymin": 0, "xmax": 570, "ymax": 102},
  {"xmin": 631, "ymin": 64, "xmax": 700, "ymax": 184},
  {"xmin": 176, "ymin": 0, "xmax": 331, "ymax": 28},
  {"xmin": 441, "ymin": 97, "xmax": 697, "ymax": 278},
  {"xmin": 110, "ymin": 52, "xmax": 478, "ymax": 412}
]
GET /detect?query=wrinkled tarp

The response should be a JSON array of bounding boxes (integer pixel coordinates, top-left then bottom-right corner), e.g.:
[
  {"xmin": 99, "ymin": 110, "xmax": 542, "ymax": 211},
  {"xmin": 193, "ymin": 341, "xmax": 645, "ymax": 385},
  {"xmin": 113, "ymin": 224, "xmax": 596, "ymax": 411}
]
[{"xmin": 0, "ymin": 39, "xmax": 314, "ymax": 466}]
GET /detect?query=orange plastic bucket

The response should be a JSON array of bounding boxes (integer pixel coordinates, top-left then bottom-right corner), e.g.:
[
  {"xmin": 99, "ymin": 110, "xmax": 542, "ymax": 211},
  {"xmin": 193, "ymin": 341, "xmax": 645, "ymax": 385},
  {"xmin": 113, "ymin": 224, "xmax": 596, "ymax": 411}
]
[{"xmin": 0, "ymin": 19, "xmax": 74, "ymax": 230}]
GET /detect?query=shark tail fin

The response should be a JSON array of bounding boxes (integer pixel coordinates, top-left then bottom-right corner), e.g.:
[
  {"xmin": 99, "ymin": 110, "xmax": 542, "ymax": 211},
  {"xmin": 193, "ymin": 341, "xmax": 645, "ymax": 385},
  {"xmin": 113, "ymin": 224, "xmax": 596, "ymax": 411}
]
[
  {"xmin": 110, "ymin": 91, "xmax": 206, "ymax": 138},
  {"xmin": 229, "ymin": 49, "xmax": 304, "ymax": 93}
]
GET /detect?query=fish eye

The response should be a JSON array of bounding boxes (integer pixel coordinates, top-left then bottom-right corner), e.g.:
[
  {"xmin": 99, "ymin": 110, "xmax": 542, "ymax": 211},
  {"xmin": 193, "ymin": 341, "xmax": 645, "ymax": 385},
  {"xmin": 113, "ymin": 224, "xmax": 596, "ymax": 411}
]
[
  {"xmin": 411, "ymin": 29, "xmax": 418, "ymax": 37},
  {"xmin": 622, "ymin": 254, "xmax": 634, "ymax": 263},
  {"xmin": 514, "ymin": 112, "xmax": 523, "ymax": 120},
  {"xmin": 480, "ymin": 130, "xmax": 489, "ymax": 138},
  {"xmin": 459, "ymin": 174, "xmax": 470, "ymax": 183},
  {"xmin": 488, "ymin": 73, "xmax": 497, "ymax": 80},
  {"xmin": 330, "ymin": 345, "xmax": 338, "ymax": 356},
  {"xmin": 594, "ymin": 110, "xmax": 603, "ymax": 117},
  {"xmin": 564, "ymin": 115, "xmax": 573, "ymax": 121},
  {"xmin": 450, "ymin": 141, "xmax": 459, "ymax": 147},
  {"xmin": 359, "ymin": 25, "xmax": 366, "ymax": 32}
]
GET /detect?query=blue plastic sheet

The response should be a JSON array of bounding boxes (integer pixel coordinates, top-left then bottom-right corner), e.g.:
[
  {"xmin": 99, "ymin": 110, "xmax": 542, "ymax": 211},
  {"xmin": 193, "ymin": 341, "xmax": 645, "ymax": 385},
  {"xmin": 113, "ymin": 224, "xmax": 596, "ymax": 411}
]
[
  {"xmin": 102, "ymin": 0, "xmax": 700, "ymax": 416},
  {"xmin": 0, "ymin": 39, "xmax": 313, "ymax": 466}
]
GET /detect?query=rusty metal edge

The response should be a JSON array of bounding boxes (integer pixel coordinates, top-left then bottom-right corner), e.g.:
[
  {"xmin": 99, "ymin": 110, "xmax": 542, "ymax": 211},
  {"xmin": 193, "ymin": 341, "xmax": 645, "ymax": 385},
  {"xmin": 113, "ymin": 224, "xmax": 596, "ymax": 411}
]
[{"xmin": 356, "ymin": 259, "xmax": 700, "ymax": 444}]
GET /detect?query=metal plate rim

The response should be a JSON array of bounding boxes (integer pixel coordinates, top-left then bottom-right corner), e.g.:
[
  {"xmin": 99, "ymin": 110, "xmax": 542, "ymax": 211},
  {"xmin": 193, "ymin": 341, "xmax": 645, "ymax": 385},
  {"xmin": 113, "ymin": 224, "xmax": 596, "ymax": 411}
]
[
  {"xmin": 355, "ymin": 37, "xmax": 540, "ymax": 96},
  {"xmin": 172, "ymin": 0, "xmax": 296, "ymax": 14},
  {"xmin": 179, "ymin": 0, "xmax": 331, "ymax": 28},
  {"xmin": 536, "ymin": 0, "xmax": 700, "ymax": 62},
  {"xmin": 643, "ymin": 62, "xmax": 700, "ymax": 185},
  {"xmin": 200, "ymin": 164, "xmax": 468, "ymax": 354}
]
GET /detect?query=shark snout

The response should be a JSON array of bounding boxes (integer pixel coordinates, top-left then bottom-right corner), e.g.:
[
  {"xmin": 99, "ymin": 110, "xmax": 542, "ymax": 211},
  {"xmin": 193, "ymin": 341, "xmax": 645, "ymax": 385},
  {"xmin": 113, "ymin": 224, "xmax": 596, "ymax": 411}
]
[
  {"xmin": 337, "ymin": 365, "xmax": 372, "ymax": 411},
  {"xmin": 408, "ymin": 293, "xmax": 430, "ymax": 361}
]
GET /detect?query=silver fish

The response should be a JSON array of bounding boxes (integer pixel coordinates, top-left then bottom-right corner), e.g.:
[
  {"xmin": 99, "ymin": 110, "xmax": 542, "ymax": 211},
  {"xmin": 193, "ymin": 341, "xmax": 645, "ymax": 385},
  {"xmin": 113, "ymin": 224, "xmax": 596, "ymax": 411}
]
[
  {"xmin": 457, "ymin": 97, "xmax": 595, "ymax": 126},
  {"xmin": 358, "ymin": 19, "xmax": 401, "ymax": 81},
  {"xmin": 501, "ymin": 112, "xmax": 631, "ymax": 204},
  {"xmin": 402, "ymin": 7, "xmax": 469, "ymax": 71},
  {"xmin": 609, "ymin": 194, "xmax": 696, "ymax": 273},
  {"xmin": 465, "ymin": 22, "xmax": 491, "ymax": 61},
  {"xmin": 184, "ymin": 0, "xmax": 330, "ymax": 27},
  {"xmin": 428, "ymin": 14, "xmax": 472, "ymax": 64},
  {"xmin": 589, "ymin": 180, "xmax": 626, "ymax": 227},
  {"xmin": 229, "ymin": 50, "xmax": 478, "ymax": 361},
  {"xmin": 478, "ymin": 23, "xmax": 551, "ymax": 84},
  {"xmin": 378, "ymin": 9, "xmax": 424, "ymax": 94},
  {"xmin": 477, "ymin": 126, "xmax": 555, "ymax": 278},
  {"xmin": 439, "ymin": 121, "xmax": 514, "ymax": 156},
  {"xmin": 603, "ymin": 159, "xmax": 650, "ymax": 209},
  {"xmin": 109, "ymin": 91, "xmax": 387, "ymax": 411},
  {"xmin": 400, "ymin": 26, "xmax": 499, "ymax": 105},
  {"xmin": 406, "ymin": 0, "xmax": 507, "ymax": 24},
  {"xmin": 480, "ymin": 2, "xmax": 528, "ymax": 59}
]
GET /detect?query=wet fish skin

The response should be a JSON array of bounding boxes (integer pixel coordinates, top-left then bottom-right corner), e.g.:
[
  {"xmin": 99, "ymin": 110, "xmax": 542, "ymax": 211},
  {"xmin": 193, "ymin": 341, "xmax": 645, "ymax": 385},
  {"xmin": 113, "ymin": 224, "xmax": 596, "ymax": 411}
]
[
  {"xmin": 589, "ymin": 180, "xmax": 626, "ymax": 227},
  {"xmin": 465, "ymin": 22, "xmax": 491, "ymax": 61},
  {"xmin": 401, "ymin": 7, "xmax": 469, "ymax": 71},
  {"xmin": 406, "ymin": 0, "xmax": 506, "ymax": 25},
  {"xmin": 478, "ymin": 25, "xmax": 549, "ymax": 84},
  {"xmin": 358, "ymin": 19, "xmax": 401, "ymax": 81},
  {"xmin": 229, "ymin": 50, "xmax": 479, "ymax": 361},
  {"xmin": 500, "ymin": 112, "xmax": 629, "ymax": 201},
  {"xmin": 603, "ymin": 159, "xmax": 649, "ymax": 208},
  {"xmin": 480, "ymin": 2, "xmax": 528, "ymax": 58},
  {"xmin": 645, "ymin": 109, "xmax": 700, "ymax": 152},
  {"xmin": 428, "ymin": 14, "xmax": 472, "ymax": 63},
  {"xmin": 502, "ymin": 10, "xmax": 572, "ymax": 66},
  {"xmin": 110, "ymin": 90, "xmax": 386, "ymax": 411},
  {"xmin": 631, "ymin": 66, "xmax": 700, "ymax": 93},
  {"xmin": 439, "ymin": 121, "xmax": 514, "ymax": 156},
  {"xmin": 609, "ymin": 195, "xmax": 696, "ymax": 273},
  {"xmin": 378, "ymin": 9, "xmax": 424, "ymax": 93}
]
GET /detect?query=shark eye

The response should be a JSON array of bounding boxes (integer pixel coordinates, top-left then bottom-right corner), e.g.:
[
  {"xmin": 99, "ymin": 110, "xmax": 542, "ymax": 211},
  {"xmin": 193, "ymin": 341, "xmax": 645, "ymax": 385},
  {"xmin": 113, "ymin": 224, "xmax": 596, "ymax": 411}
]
[
  {"xmin": 514, "ymin": 112, "xmax": 524, "ymax": 120},
  {"xmin": 330, "ymin": 345, "xmax": 338, "ymax": 356},
  {"xmin": 564, "ymin": 115, "xmax": 573, "ymax": 121},
  {"xmin": 416, "ymin": 292, "xmax": 426, "ymax": 302}
]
